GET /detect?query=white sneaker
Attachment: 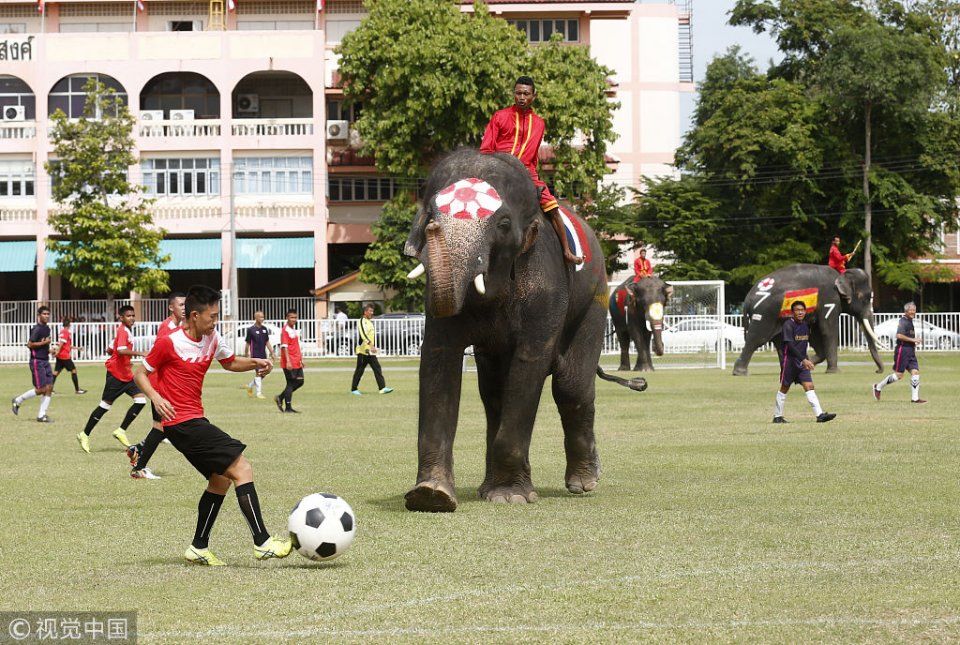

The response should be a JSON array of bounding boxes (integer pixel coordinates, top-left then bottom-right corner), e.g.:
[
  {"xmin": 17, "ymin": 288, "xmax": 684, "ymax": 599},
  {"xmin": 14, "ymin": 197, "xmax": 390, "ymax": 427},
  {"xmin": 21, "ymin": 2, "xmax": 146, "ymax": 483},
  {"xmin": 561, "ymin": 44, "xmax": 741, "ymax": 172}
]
[
  {"xmin": 131, "ymin": 467, "xmax": 161, "ymax": 480},
  {"xmin": 162, "ymin": 438, "xmax": 171, "ymax": 444}
]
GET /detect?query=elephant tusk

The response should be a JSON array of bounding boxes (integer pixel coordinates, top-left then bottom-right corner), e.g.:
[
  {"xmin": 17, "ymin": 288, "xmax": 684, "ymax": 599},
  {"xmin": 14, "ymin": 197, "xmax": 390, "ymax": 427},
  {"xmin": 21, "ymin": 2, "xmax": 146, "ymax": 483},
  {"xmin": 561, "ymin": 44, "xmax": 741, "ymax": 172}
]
[
  {"xmin": 474, "ymin": 273, "xmax": 486, "ymax": 295},
  {"xmin": 862, "ymin": 318, "xmax": 880, "ymax": 345},
  {"xmin": 406, "ymin": 263, "xmax": 425, "ymax": 280}
]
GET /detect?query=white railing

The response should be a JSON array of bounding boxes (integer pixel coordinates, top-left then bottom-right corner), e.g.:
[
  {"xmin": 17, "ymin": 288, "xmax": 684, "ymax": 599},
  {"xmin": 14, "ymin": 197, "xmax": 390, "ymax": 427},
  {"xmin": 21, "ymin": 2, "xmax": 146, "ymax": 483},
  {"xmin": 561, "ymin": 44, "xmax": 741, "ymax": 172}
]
[
  {"xmin": 0, "ymin": 299, "xmax": 169, "ymax": 325},
  {"xmin": 235, "ymin": 203, "xmax": 314, "ymax": 219},
  {"xmin": 231, "ymin": 118, "xmax": 314, "ymax": 137},
  {"xmin": 1, "ymin": 313, "xmax": 957, "ymax": 365},
  {"xmin": 138, "ymin": 119, "xmax": 222, "ymax": 138},
  {"xmin": 0, "ymin": 207, "xmax": 37, "ymax": 221},
  {"xmin": 150, "ymin": 202, "xmax": 221, "ymax": 220},
  {"xmin": 0, "ymin": 121, "xmax": 37, "ymax": 139}
]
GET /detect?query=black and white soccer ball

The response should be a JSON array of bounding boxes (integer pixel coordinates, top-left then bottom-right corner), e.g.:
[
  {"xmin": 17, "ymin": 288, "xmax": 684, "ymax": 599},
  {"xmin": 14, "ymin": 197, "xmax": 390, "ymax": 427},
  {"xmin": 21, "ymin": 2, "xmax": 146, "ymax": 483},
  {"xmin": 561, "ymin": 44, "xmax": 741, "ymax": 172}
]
[{"xmin": 288, "ymin": 493, "xmax": 356, "ymax": 562}]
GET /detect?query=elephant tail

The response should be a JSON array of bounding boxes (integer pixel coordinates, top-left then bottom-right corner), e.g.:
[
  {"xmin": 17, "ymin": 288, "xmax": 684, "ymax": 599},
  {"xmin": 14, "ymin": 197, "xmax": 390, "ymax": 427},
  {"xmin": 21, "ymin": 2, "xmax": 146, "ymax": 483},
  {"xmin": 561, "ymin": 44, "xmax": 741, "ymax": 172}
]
[{"xmin": 596, "ymin": 366, "xmax": 648, "ymax": 392}]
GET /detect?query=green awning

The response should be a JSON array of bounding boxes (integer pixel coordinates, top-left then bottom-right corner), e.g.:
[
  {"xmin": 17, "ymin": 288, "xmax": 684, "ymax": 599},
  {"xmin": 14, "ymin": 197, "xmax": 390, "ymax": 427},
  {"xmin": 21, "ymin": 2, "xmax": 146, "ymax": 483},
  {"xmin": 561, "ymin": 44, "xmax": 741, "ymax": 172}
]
[
  {"xmin": 237, "ymin": 237, "xmax": 314, "ymax": 269},
  {"xmin": 45, "ymin": 238, "xmax": 221, "ymax": 271},
  {"xmin": 0, "ymin": 241, "xmax": 36, "ymax": 272}
]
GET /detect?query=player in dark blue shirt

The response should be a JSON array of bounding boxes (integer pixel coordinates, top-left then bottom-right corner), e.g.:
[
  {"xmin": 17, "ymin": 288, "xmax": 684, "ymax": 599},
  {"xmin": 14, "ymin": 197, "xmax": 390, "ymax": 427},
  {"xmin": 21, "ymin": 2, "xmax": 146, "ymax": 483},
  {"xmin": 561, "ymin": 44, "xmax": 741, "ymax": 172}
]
[
  {"xmin": 773, "ymin": 301, "xmax": 836, "ymax": 424},
  {"xmin": 11, "ymin": 306, "xmax": 55, "ymax": 422},
  {"xmin": 245, "ymin": 311, "xmax": 276, "ymax": 399},
  {"xmin": 873, "ymin": 301, "xmax": 925, "ymax": 403}
]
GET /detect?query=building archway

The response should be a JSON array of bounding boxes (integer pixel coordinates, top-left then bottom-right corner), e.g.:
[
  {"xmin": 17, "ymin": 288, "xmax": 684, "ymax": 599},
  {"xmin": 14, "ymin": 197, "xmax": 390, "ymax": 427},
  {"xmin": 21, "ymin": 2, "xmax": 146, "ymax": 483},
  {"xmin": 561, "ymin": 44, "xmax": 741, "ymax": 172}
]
[
  {"xmin": 48, "ymin": 73, "xmax": 127, "ymax": 119},
  {"xmin": 232, "ymin": 71, "xmax": 312, "ymax": 119},
  {"xmin": 140, "ymin": 72, "xmax": 220, "ymax": 119},
  {"xmin": 0, "ymin": 75, "xmax": 35, "ymax": 120}
]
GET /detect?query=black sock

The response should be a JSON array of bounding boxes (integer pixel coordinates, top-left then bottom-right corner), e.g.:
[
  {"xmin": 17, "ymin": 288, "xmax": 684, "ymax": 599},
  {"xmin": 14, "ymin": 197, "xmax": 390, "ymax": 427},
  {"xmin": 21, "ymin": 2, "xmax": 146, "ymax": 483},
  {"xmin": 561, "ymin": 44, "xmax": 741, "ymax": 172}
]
[
  {"xmin": 83, "ymin": 405, "xmax": 109, "ymax": 436},
  {"xmin": 120, "ymin": 402, "xmax": 145, "ymax": 430},
  {"xmin": 192, "ymin": 490, "xmax": 225, "ymax": 549},
  {"xmin": 235, "ymin": 482, "xmax": 270, "ymax": 546},
  {"xmin": 135, "ymin": 427, "xmax": 165, "ymax": 470},
  {"xmin": 282, "ymin": 384, "xmax": 293, "ymax": 408},
  {"xmin": 71, "ymin": 373, "xmax": 80, "ymax": 391}
]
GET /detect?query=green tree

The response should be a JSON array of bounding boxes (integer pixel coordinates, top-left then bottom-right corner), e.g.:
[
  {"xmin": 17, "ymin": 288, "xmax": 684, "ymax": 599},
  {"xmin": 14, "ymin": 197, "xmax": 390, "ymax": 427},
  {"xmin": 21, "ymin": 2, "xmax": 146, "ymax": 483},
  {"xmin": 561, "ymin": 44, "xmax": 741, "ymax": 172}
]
[
  {"xmin": 576, "ymin": 184, "xmax": 638, "ymax": 276},
  {"xmin": 46, "ymin": 80, "xmax": 169, "ymax": 312},
  {"xmin": 338, "ymin": 1, "xmax": 619, "ymax": 308}
]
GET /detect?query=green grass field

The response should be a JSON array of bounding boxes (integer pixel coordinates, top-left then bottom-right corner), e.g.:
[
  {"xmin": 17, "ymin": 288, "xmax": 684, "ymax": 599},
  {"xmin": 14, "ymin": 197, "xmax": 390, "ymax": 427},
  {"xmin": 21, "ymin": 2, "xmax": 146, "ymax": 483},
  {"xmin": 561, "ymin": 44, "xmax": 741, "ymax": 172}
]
[{"xmin": 1, "ymin": 353, "xmax": 959, "ymax": 642}]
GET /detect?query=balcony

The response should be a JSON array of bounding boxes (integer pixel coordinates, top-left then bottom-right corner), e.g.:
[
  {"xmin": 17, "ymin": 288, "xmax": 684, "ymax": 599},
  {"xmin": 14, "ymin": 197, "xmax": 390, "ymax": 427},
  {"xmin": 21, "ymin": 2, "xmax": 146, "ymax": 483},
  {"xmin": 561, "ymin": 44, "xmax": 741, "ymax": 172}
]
[
  {"xmin": 0, "ymin": 122, "xmax": 36, "ymax": 140},
  {"xmin": 231, "ymin": 118, "xmax": 314, "ymax": 137},
  {"xmin": 0, "ymin": 206, "xmax": 36, "ymax": 222},
  {"xmin": 138, "ymin": 119, "xmax": 222, "ymax": 138}
]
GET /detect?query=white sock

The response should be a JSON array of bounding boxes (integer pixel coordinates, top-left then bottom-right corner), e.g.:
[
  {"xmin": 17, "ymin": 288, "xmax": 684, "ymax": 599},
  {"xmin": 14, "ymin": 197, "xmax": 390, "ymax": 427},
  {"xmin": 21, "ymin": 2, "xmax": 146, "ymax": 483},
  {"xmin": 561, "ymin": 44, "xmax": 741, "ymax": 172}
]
[
  {"xmin": 910, "ymin": 374, "xmax": 920, "ymax": 401},
  {"xmin": 774, "ymin": 391, "xmax": 786, "ymax": 418},
  {"xmin": 15, "ymin": 389, "xmax": 37, "ymax": 405},
  {"xmin": 255, "ymin": 376, "xmax": 263, "ymax": 395},
  {"xmin": 805, "ymin": 390, "xmax": 823, "ymax": 416},
  {"xmin": 37, "ymin": 395, "xmax": 51, "ymax": 418},
  {"xmin": 876, "ymin": 373, "xmax": 898, "ymax": 391}
]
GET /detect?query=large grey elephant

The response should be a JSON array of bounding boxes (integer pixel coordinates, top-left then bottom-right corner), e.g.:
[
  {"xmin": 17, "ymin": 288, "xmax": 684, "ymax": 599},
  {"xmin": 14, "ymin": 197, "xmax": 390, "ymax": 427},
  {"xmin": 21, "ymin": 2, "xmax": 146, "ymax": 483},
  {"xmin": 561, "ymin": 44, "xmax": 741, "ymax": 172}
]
[
  {"xmin": 732, "ymin": 264, "xmax": 883, "ymax": 375},
  {"xmin": 402, "ymin": 148, "xmax": 644, "ymax": 513},
  {"xmin": 608, "ymin": 276, "xmax": 673, "ymax": 371}
]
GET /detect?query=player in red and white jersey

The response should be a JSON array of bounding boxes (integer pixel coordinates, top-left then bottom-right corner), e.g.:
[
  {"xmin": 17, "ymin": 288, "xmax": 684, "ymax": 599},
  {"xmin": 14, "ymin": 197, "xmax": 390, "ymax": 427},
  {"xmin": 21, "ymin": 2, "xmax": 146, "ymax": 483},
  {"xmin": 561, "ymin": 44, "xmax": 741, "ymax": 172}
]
[
  {"xmin": 77, "ymin": 306, "xmax": 148, "ymax": 453},
  {"xmin": 134, "ymin": 285, "xmax": 292, "ymax": 566},
  {"xmin": 52, "ymin": 317, "xmax": 86, "ymax": 395},
  {"xmin": 126, "ymin": 292, "xmax": 185, "ymax": 480},
  {"xmin": 274, "ymin": 308, "xmax": 305, "ymax": 413}
]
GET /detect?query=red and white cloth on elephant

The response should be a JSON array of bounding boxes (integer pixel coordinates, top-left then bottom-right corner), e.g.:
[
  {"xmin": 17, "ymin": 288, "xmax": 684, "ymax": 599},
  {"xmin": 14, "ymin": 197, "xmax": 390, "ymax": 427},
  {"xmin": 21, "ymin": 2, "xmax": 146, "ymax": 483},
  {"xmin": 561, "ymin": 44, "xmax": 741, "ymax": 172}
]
[{"xmin": 479, "ymin": 104, "xmax": 559, "ymax": 213}]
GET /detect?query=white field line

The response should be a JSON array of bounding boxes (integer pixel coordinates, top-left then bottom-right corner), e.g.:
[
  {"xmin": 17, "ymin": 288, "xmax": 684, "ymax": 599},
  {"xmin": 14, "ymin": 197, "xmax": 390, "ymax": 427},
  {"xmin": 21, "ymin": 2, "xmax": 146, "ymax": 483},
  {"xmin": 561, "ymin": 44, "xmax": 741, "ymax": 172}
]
[{"xmin": 148, "ymin": 554, "xmax": 960, "ymax": 640}]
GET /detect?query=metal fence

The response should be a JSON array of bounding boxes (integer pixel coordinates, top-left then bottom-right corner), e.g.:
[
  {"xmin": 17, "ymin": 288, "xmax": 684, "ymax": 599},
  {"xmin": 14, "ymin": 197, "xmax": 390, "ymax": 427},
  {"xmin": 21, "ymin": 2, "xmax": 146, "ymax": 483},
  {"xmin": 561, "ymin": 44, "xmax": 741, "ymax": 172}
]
[{"xmin": 1, "ymin": 313, "xmax": 957, "ymax": 365}]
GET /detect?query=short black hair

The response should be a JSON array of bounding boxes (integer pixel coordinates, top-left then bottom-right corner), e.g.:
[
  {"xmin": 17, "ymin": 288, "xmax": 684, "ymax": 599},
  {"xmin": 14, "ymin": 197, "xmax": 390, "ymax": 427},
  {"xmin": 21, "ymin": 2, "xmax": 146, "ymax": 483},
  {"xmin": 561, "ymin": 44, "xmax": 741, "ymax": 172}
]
[
  {"xmin": 37, "ymin": 306, "xmax": 49, "ymax": 315},
  {"xmin": 791, "ymin": 300, "xmax": 806, "ymax": 311},
  {"xmin": 118, "ymin": 305, "xmax": 135, "ymax": 315},
  {"xmin": 185, "ymin": 285, "xmax": 221, "ymax": 316},
  {"xmin": 62, "ymin": 317, "xmax": 70, "ymax": 326},
  {"xmin": 168, "ymin": 291, "xmax": 185, "ymax": 304},
  {"xmin": 363, "ymin": 303, "xmax": 375, "ymax": 311},
  {"xmin": 515, "ymin": 76, "xmax": 535, "ymax": 91},
  {"xmin": 286, "ymin": 308, "xmax": 298, "ymax": 316},
  {"xmin": 832, "ymin": 234, "xmax": 840, "ymax": 240}
]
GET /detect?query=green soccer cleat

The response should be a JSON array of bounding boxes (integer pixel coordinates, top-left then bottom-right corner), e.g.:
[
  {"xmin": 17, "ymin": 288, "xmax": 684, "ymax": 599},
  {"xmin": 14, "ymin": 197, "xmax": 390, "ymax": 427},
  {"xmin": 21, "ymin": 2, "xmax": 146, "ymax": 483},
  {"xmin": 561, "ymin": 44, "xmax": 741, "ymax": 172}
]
[
  {"xmin": 254, "ymin": 536, "xmax": 292, "ymax": 561},
  {"xmin": 184, "ymin": 546, "xmax": 226, "ymax": 566},
  {"xmin": 112, "ymin": 428, "xmax": 131, "ymax": 448},
  {"xmin": 76, "ymin": 432, "xmax": 90, "ymax": 453}
]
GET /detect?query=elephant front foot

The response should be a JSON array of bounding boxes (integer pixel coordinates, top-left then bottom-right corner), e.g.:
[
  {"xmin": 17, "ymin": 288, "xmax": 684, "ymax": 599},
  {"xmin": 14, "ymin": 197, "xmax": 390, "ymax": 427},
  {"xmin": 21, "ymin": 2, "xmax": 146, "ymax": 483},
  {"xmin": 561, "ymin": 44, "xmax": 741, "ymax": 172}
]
[
  {"xmin": 732, "ymin": 362, "xmax": 749, "ymax": 376},
  {"xmin": 405, "ymin": 479, "xmax": 458, "ymax": 513},
  {"xmin": 825, "ymin": 365, "xmax": 840, "ymax": 374},
  {"xmin": 479, "ymin": 478, "xmax": 538, "ymax": 504},
  {"xmin": 565, "ymin": 454, "xmax": 601, "ymax": 495},
  {"xmin": 618, "ymin": 363, "xmax": 630, "ymax": 372},
  {"xmin": 633, "ymin": 363, "xmax": 654, "ymax": 373}
]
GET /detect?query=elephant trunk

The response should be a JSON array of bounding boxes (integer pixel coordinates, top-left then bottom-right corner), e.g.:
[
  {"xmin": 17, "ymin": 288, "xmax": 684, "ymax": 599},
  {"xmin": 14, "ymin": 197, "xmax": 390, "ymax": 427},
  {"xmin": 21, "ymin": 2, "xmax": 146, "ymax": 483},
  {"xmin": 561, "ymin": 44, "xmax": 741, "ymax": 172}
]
[
  {"xmin": 652, "ymin": 327, "xmax": 664, "ymax": 356},
  {"xmin": 425, "ymin": 222, "xmax": 457, "ymax": 318},
  {"xmin": 859, "ymin": 314, "xmax": 884, "ymax": 373}
]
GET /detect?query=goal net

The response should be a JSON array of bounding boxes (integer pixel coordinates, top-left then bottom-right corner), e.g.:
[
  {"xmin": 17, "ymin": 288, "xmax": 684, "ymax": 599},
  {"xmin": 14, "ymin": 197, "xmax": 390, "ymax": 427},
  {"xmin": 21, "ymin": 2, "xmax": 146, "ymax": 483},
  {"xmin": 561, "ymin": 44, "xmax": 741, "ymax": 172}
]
[{"xmin": 601, "ymin": 279, "xmax": 728, "ymax": 371}]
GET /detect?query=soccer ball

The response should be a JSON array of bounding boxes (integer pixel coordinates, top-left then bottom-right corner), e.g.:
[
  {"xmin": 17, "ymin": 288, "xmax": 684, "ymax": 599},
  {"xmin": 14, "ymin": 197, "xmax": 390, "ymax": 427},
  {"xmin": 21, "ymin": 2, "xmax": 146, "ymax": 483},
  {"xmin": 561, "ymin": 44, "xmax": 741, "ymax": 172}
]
[{"xmin": 288, "ymin": 493, "xmax": 356, "ymax": 562}]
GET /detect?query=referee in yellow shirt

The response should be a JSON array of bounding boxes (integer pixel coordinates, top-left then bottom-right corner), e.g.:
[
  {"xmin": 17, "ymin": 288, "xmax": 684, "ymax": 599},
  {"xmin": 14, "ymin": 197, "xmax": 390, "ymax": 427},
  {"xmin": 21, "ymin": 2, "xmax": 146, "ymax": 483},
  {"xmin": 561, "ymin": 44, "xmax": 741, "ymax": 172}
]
[{"xmin": 350, "ymin": 304, "xmax": 394, "ymax": 396}]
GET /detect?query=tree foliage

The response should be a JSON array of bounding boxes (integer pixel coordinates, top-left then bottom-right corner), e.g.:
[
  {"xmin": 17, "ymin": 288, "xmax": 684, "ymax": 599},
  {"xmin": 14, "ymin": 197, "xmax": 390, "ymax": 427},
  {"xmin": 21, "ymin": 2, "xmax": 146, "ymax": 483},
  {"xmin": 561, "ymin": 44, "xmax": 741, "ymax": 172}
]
[
  {"xmin": 637, "ymin": 1, "xmax": 960, "ymax": 297},
  {"xmin": 338, "ymin": 0, "xmax": 618, "ymax": 308},
  {"xmin": 45, "ymin": 80, "xmax": 169, "ymax": 300}
]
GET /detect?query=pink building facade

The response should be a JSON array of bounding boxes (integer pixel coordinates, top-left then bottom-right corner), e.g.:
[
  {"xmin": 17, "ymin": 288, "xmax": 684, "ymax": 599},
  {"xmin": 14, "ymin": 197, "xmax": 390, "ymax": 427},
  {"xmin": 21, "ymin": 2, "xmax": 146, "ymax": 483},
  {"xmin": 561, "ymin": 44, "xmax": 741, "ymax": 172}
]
[{"xmin": 0, "ymin": 0, "xmax": 691, "ymax": 309}]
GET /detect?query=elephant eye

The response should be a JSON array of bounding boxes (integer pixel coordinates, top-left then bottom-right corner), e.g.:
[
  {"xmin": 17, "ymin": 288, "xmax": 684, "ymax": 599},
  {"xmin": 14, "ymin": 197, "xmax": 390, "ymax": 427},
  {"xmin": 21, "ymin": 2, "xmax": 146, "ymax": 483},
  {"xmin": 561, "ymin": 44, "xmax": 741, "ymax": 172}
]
[{"xmin": 497, "ymin": 218, "xmax": 511, "ymax": 231}]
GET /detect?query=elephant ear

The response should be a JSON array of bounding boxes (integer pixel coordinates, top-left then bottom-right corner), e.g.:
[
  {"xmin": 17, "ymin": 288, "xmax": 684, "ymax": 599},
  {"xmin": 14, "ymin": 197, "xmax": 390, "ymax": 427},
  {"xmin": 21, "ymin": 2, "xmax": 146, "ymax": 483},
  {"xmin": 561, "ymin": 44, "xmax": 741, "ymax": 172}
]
[
  {"xmin": 403, "ymin": 204, "xmax": 430, "ymax": 258},
  {"xmin": 521, "ymin": 219, "xmax": 539, "ymax": 254},
  {"xmin": 835, "ymin": 276, "xmax": 853, "ymax": 304}
]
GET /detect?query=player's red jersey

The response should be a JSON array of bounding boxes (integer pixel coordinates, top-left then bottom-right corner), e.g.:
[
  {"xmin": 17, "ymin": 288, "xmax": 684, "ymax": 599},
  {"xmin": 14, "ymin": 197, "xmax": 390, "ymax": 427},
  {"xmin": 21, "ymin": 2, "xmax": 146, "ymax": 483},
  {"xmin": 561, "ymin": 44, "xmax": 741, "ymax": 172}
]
[
  {"xmin": 280, "ymin": 325, "xmax": 302, "ymax": 369},
  {"xmin": 105, "ymin": 324, "xmax": 134, "ymax": 381},
  {"xmin": 828, "ymin": 244, "xmax": 847, "ymax": 274},
  {"xmin": 149, "ymin": 316, "xmax": 181, "ymax": 386},
  {"xmin": 56, "ymin": 328, "xmax": 72, "ymax": 360},
  {"xmin": 480, "ymin": 105, "xmax": 558, "ymax": 212},
  {"xmin": 143, "ymin": 328, "xmax": 235, "ymax": 427}
]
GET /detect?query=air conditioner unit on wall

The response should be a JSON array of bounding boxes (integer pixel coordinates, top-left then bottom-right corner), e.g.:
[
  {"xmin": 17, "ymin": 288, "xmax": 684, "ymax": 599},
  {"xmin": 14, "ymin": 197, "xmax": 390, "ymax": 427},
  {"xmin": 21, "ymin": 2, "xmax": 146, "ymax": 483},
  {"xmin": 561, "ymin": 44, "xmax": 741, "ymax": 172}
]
[
  {"xmin": 326, "ymin": 120, "xmax": 349, "ymax": 140},
  {"xmin": 3, "ymin": 106, "xmax": 25, "ymax": 121},
  {"xmin": 237, "ymin": 94, "xmax": 259, "ymax": 114},
  {"xmin": 140, "ymin": 110, "xmax": 164, "ymax": 122},
  {"xmin": 170, "ymin": 109, "xmax": 195, "ymax": 121}
]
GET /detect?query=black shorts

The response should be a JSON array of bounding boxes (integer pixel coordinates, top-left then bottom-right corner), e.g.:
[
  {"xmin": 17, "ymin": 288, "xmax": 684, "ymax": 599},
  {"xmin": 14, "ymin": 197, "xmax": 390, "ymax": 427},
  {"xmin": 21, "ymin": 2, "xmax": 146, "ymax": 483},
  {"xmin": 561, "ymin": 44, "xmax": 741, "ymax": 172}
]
[
  {"xmin": 894, "ymin": 345, "xmax": 920, "ymax": 373},
  {"xmin": 29, "ymin": 360, "xmax": 53, "ymax": 389},
  {"xmin": 164, "ymin": 417, "xmax": 246, "ymax": 479},
  {"xmin": 54, "ymin": 358, "xmax": 76, "ymax": 373},
  {"xmin": 101, "ymin": 373, "xmax": 141, "ymax": 403},
  {"xmin": 284, "ymin": 368, "xmax": 304, "ymax": 381}
]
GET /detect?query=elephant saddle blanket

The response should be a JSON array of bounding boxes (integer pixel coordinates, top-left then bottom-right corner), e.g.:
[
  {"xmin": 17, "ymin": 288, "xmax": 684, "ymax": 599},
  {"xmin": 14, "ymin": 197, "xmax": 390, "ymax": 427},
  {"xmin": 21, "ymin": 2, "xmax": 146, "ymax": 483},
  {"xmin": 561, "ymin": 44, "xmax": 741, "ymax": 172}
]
[
  {"xmin": 779, "ymin": 288, "xmax": 818, "ymax": 318},
  {"xmin": 557, "ymin": 208, "xmax": 591, "ymax": 272}
]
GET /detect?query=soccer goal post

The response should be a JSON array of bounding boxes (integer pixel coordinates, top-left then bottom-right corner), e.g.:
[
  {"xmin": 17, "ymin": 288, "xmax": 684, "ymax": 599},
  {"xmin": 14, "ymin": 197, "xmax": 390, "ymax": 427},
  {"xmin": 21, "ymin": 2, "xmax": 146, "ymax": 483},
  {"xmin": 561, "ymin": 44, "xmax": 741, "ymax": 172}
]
[{"xmin": 601, "ymin": 279, "xmax": 729, "ymax": 371}]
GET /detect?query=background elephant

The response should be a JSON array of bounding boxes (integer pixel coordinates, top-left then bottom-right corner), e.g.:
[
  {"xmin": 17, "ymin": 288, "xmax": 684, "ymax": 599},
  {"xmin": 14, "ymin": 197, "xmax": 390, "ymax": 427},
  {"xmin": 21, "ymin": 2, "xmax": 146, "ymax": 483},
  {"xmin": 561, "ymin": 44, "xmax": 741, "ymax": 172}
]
[
  {"xmin": 402, "ymin": 148, "xmax": 642, "ymax": 513},
  {"xmin": 732, "ymin": 264, "xmax": 883, "ymax": 375},
  {"xmin": 608, "ymin": 276, "xmax": 673, "ymax": 371}
]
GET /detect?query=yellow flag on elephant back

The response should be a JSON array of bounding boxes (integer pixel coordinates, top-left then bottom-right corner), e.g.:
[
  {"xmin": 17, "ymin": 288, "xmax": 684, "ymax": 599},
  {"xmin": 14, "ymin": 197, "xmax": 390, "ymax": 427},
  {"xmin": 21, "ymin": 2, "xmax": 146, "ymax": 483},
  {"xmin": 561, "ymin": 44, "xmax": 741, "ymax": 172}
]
[{"xmin": 779, "ymin": 288, "xmax": 818, "ymax": 318}]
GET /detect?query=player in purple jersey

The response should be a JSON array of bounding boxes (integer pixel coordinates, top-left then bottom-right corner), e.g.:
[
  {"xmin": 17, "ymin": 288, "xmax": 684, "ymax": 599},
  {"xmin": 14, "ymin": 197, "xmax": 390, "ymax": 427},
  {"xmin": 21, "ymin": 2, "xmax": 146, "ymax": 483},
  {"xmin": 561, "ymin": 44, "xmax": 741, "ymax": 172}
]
[
  {"xmin": 245, "ymin": 311, "xmax": 275, "ymax": 399},
  {"xmin": 873, "ymin": 301, "xmax": 926, "ymax": 404},
  {"xmin": 11, "ymin": 306, "xmax": 55, "ymax": 423},
  {"xmin": 773, "ymin": 301, "xmax": 836, "ymax": 424}
]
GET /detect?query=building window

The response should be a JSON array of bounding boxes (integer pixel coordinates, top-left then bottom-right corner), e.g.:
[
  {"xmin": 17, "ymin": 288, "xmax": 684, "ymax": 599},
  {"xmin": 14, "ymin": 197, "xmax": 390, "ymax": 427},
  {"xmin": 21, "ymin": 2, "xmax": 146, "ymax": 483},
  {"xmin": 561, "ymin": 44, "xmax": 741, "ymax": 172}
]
[
  {"xmin": 0, "ymin": 23, "xmax": 26, "ymax": 33},
  {"xmin": 0, "ymin": 160, "xmax": 35, "ymax": 197},
  {"xmin": 49, "ymin": 74, "xmax": 127, "ymax": 119},
  {"xmin": 0, "ymin": 75, "xmax": 35, "ymax": 120},
  {"xmin": 142, "ymin": 158, "xmax": 220, "ymax": 197},
  {"xmin": 233, "ymin": 156, "xmax": 312, "ymax": 195},
  {"xmin": 508, "ymin": 19, "xmax": 579, "ymax": 43},
  {"xmin": 141, "ymin": 72, "xmax": 220, "ymax": 119},
  {"xmin": 326, "ymin": 99, "xmax": 362, "ymax": 122},
  {"xmin": 168, "ymin": 20, "xmax": 202, "ymax": 31},
  {"xmin": 328, "ymin": 177, "xmax": 396, "ymax": 202},
  {"xmin": 237, "ymin": 20, "xmax": 314, "ymax": 30},
  {"xmin": 59, "ymin": 22, "xmax": 133, "ymax": 32}
]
